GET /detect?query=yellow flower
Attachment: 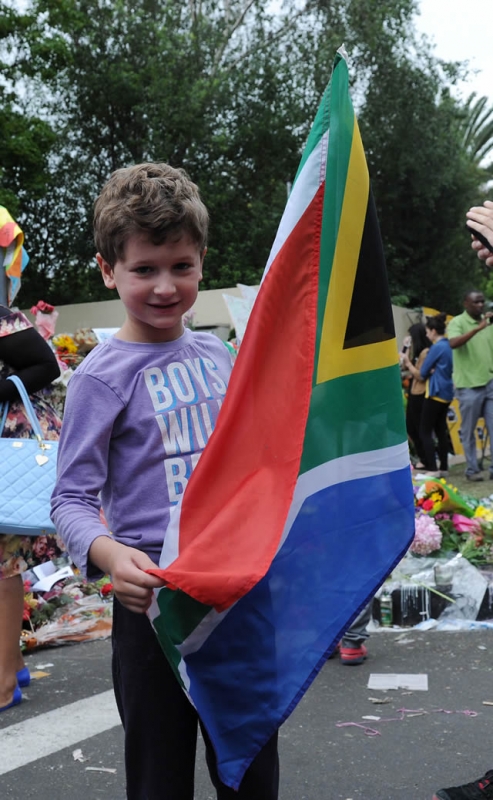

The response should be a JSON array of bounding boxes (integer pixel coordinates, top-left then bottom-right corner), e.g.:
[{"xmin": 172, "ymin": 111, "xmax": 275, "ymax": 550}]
[
  {"xmin": 473, "ymin": 505, "xmax": 493, "ymax": 522},
  {"xmin": 52, "ymin": 333, "xmax": 78, "ymax": 353},
  {"xmin": 24, "ymin": 592, "xmax": 38, "ymax": 610}
]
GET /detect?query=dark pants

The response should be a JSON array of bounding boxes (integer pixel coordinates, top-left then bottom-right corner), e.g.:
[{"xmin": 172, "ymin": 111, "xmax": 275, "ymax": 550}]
[
  {"xmin": 420, "ymin": 398, "xmax": 450, "ymax": 471},
  {"xmin": 406, "ymin": 392, "xmax": 426, "ymax": 465},
  {"xmin": 112, "ymin": 598, "xmax": 280, "ymax": 800}
]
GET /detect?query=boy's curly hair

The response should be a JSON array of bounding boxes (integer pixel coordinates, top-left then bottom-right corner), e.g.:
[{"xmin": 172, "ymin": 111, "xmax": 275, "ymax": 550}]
[{"xmin": 94, "ymin": 162, "xmax": 209, "ymax": 265}]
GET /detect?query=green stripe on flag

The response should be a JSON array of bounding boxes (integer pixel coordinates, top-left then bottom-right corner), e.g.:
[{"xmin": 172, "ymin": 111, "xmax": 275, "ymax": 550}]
[
  {"xmin": 315, "ymin": 54, "xmax": 355, "ymax": 364},
  {"xmin": 152, "ymin": 588, "xmax": 212, "ymax": 684},
  {"xmin": 300, "ymin": 365, "xmax": 407, "ymax": 473}
]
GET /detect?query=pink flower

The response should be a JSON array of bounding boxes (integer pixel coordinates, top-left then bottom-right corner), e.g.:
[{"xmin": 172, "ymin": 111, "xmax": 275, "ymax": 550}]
[
  {"xmin": 410, "ymin": 514, "xmax": 442, "ymax": 556},
  {"xmin": 452, "ymin": 514, "xmax": 482, "ymax": 534},
  {"xmin": 30, "ymin": 300, "xmax": 55, "ymax": 314}
]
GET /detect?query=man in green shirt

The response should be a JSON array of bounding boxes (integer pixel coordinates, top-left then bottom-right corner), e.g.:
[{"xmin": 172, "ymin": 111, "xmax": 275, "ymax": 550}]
[{"xmin": 447, "ymin": 290, "xmax": 493, "ymax": 481}]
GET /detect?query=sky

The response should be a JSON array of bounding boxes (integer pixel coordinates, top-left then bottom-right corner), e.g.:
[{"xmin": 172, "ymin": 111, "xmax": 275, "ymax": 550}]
[{"xmin": 415, "ymin": 0, "xmax": 493, "ymax": 104}]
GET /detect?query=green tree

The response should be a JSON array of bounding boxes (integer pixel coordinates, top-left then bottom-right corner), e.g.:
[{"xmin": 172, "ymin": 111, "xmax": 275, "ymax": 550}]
[
  {"xmin": 460, "ymin": 92, "xmax": 493, "ymax": 177},
  {"xmin": 1, "ymin": 0, "xmax": 490, "ymax": 312}
]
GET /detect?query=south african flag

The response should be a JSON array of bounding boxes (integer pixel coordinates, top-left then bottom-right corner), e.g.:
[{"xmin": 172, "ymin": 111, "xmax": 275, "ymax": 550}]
[{"xmin": 148, "ymin": 48, "xmax": 415, "ymax": 790}]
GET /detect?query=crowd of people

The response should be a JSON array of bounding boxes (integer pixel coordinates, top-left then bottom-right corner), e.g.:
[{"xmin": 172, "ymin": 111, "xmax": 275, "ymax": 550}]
[{"xmin": 403, "ymin": 286, "xmax": 493, "ymax": 490}]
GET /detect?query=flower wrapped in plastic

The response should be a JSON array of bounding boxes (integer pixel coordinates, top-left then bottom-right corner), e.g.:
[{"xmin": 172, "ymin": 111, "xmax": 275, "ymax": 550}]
[
  {"xmin": 52, "ymin": 333, "xmax": 83, "ymax": 367},
  {"xmin": 414, "ymin": 479, "xmax": 477, "ymax": 518},
  {"xmin": 73, "ymin": 327, "xmax": 99, "ymax": 354},
  {"xmin": 30, "ymin": 299, "xmax": 58, "ymax": 340}
]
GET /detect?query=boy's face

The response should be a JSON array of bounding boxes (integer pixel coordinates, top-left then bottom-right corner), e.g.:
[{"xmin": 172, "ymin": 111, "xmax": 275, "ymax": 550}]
[{"xmin": 97, "ymin": 233, "xmax": 204, "ymax": 343}]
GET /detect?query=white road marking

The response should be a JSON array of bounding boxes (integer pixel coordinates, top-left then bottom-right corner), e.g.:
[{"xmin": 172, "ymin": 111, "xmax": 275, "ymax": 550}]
[{"xmin": 0, "ymin": 690, "xmax": 121, "ymax": 775}]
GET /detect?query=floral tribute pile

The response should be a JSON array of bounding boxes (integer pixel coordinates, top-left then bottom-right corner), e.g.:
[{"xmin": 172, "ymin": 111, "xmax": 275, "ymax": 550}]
[
  {"xmin": 21, "ymin": 572, "xmax": 113, "ymax": 651},
  {"xmin": 413, "ymin": 477, "xmax": 493, "ymax": 565},
  {"xmin": 29, "ymin": 298, "xmax": 99, "ymax": 370}
]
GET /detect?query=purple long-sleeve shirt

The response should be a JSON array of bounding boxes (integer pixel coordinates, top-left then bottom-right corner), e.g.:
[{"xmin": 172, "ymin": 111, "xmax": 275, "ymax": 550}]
[{"xmin": 51, "ymin": 329, "xmax": 233, "ymax": 577}]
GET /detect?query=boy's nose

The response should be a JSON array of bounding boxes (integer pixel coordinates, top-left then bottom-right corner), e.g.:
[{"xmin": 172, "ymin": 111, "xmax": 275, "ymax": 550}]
[{"xmin": 153, "ymin": 275, "xmax": 175, "ymax": 295}]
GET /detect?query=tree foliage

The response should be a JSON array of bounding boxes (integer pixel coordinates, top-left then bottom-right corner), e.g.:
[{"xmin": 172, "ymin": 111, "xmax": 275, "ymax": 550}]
[
  {"xmin": 460, "ymin": 92, "xmax": 493, "ymax": 177},
  {"xmin": 0, "ymin": 0, "xmax": 491, "ymax": 314}
]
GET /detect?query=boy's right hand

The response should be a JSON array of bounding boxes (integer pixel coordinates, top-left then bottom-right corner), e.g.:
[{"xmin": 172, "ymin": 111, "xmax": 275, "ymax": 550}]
[{"xmin": 89, "ymin": 537, "xmax": 166, "ymax": 613}]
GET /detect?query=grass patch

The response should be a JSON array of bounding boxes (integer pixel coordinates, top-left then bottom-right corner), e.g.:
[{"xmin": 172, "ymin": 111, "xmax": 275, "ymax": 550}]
[{"xmin": 447, "ymin": 461, "xmax": 493, "ymax": 500}]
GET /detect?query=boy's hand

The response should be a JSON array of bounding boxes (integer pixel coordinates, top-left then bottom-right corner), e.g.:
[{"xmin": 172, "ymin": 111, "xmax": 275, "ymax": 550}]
[{"xmin": 89, "ymin": 537, "xmax": 165, "ymax": 613}]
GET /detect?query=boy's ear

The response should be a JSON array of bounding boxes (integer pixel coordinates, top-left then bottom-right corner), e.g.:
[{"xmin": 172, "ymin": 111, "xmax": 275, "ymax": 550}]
[
  {"xmin": 199, "ymin": 247, "xmax": 207, "ymax": 282},
  {"xmin": 96, "ymin": 253, "xmax": 116, "ymax": 289}
]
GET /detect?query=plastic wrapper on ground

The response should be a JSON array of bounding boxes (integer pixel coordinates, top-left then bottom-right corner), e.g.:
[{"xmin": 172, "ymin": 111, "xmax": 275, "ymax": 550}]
[
  {"xmin": 21, "ymin": 594, "xmax": 112, "ymax": 650},
  {"xmin": 373, "ymin": 553, "xmax": 493, "ymax": 628}
]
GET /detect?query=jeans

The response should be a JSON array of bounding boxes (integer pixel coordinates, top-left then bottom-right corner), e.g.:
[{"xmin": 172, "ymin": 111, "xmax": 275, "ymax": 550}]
[
  {"xmin": 456, "ymin": 379, "xmax": 493, "ymax": 476},
  {"xmin": 112, "ymin": 598, "xmax": 280, "ymax": 800},
  {"xmin": 341, "ymin": 601, "xmax": 372, "ymax": 648}
]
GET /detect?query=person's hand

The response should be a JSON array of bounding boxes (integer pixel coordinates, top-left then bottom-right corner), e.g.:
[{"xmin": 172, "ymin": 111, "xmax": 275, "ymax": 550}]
[
  {"xmin": 89, "ymin": 538, "xmax": 166, "ymax": 613},
  {"xmin": 479, "ymin": 311, "xmax": 493, "ymax": 330},
  {"xmin": 401, "ymin": 353, "xmax": 412, "ymax": 369},
  {"xmin": 467, "ymin": 200, "xmax": 493, "ymax": 267}
]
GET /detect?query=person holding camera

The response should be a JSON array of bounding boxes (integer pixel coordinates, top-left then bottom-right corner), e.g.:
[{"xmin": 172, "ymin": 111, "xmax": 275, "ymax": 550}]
[{"xmin": 446, "ymin": 290, "xmax": 493, "ymax": 481}]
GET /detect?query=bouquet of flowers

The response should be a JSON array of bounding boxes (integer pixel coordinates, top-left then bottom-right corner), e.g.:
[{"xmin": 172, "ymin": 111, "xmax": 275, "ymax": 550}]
[
  {"xmin": 30, "ymin": 300, "xmax": 58, "ymax": 341},
  {"xmin": 52, "ymin": 333, "xmax": 83, "ymax": 367},
  {"xmin": 412, "ymin": 477, "xmax": 493, "ymax": 565},
  {"xmin": 414, "ymin": 478, "xmax": 477, "ymax": 517},
  {"xmin": 21, "ymin": 573, "xmax": 114, "ymax": 649}
]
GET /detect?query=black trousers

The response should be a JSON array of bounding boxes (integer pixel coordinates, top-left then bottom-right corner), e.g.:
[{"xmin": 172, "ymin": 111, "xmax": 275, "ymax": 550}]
[
  {"xmin": 112, "ymin": 598, "xmax": 280, "ymax": 800},
  {"xmin": 406, "ymin": 392, "xmax": 426, "ymax": 465},
  {"xmin": 420, "ymin": 397, "xmax": 450, "ymax": 471}
]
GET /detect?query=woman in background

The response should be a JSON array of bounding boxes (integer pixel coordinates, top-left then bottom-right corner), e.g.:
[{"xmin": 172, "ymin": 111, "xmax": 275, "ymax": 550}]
[
  {"xmin": 0, "ymin": 303, "xmax": 62, "ymax": 711},
  {"xmin": 404, "ymin": 314, "xmax": 453, "ymax": 478},
  {"xmin": 402, "ymin": 322, "xmax": 430, "ymax": 469}
]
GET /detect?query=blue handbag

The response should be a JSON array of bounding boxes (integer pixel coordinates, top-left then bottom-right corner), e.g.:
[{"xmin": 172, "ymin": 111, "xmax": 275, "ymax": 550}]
[{"xmin": 0, "ymin": 374, "xmax": 58, "ymax": 536}]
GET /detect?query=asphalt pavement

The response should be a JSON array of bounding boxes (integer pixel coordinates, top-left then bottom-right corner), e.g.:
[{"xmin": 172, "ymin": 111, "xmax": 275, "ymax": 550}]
[{"xmin": 1, "ymin": 629, "xmax": 493, "ymax": 799}]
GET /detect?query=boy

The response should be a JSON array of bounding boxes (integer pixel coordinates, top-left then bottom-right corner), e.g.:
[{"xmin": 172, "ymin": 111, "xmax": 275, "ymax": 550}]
[{"xmin": 51, "ymin": 163, "xmax": 279, "ymax": 799}]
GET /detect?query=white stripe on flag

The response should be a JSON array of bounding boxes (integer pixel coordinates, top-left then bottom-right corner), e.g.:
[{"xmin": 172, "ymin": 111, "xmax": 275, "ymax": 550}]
[
  {"xmin": 281, "ymin": 442, "xmax": 411, "ymax": 549},
  {"xmin": 263, "ymin": 132, "xmax": 329, "ymax": 278}
]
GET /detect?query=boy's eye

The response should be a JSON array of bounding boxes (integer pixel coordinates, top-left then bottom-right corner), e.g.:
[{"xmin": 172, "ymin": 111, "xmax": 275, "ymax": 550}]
[
  {"xmin": 133, "ymin": 266, "xmax": 153, "ymax": 275},
  {"xmin": 174, "ymin": 262, "xmax": 192, "ymax": 271}
]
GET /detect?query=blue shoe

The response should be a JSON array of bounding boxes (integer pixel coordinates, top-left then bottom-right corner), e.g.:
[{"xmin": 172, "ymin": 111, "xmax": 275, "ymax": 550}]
[
  {"xmin": 0, "ymin": 685, "xmax": 22, "ymax": 712},
  {"xmin": 16, "ymin": 666, "xmax": 30, "ymax": 688}
]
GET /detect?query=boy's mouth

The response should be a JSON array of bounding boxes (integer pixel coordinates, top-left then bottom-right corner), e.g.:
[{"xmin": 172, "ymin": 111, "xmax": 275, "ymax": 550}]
[{"xmin": 148, "ymin": 301, "xmax": 180, "ymax": 309}]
